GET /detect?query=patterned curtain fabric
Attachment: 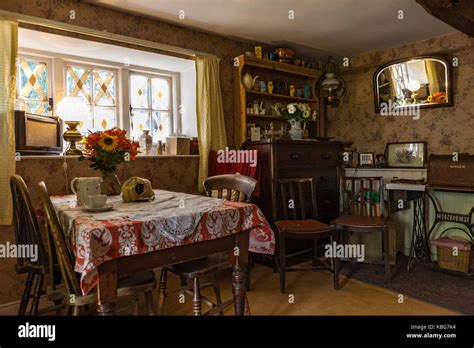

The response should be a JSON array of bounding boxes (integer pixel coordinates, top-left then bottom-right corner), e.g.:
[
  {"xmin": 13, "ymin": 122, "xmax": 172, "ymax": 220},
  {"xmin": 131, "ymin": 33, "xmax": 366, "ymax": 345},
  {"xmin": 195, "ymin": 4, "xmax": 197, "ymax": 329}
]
[
  {"xmin": 195, "ymin": 55, "xmax": 227, "ymax": 192},
  {"xmin": 0, "ymin": 19, "xmax": 18, "ymax": 225}
]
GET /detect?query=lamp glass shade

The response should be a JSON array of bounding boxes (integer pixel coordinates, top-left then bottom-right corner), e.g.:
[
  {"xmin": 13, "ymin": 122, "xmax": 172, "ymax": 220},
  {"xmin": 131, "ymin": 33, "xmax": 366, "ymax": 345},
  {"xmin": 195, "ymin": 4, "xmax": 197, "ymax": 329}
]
[
  {"xmin": 56, "ymin": 96, "xmax": 89, "ymax": 122},
  {"xmin": 321, "ymin": 73, "xmax": 340, "ymax": 91}
]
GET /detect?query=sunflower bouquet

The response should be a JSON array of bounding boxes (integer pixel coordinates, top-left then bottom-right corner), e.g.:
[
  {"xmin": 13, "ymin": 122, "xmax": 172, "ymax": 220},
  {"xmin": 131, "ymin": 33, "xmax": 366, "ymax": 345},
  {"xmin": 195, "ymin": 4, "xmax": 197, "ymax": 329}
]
[{"xmin": 79, "ymin": 128, "xmax": 139, "ymax": 172}]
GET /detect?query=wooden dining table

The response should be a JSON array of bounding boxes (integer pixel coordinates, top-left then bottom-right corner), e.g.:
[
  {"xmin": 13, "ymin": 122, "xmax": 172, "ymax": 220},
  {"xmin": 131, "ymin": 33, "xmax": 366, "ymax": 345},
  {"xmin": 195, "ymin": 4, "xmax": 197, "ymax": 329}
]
[{"xmin": 50, "ymin": 189, "xmax": 275, "ymax": 315}]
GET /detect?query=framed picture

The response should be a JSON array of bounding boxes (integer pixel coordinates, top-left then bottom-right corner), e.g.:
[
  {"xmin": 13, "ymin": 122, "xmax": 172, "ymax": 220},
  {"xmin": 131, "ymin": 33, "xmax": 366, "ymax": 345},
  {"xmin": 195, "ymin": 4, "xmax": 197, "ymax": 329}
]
[
  {"xmin": 358, "ymin": 152, "xmax": 375, "ymax": 167},
  {"xmin": 385, "ymin": 141, "xmax": 427, "ymax": 168}
]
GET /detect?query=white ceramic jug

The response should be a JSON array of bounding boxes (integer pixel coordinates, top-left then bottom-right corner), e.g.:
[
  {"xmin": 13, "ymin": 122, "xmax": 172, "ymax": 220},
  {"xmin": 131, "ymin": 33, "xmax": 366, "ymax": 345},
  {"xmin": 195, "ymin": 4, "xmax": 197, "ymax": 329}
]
[{"xmin": 70, "ymin": 177, "xmax": 103, "ymax": 207}]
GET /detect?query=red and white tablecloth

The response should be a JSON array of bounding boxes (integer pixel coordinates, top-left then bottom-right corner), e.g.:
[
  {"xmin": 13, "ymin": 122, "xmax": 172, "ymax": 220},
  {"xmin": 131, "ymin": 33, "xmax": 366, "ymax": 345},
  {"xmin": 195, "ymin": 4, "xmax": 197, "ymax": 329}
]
[{"xmin": 51, "ymin": 190, "xmax": 275, "ymax": 295}]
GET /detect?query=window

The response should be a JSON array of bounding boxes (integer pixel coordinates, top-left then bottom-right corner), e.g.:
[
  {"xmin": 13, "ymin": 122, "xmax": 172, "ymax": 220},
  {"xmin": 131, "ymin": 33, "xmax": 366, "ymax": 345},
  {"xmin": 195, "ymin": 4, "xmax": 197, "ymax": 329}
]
[
  {"xmin": 66, "ymin": 64, "xmax": 117, "ymax": 133},
  {"xmin": 129, "ymin": 73, "xmax": 172, "ymax": 142},
  {"xmin": 16, "ymin": 57, "xmax": 51, "ymax": 116}
]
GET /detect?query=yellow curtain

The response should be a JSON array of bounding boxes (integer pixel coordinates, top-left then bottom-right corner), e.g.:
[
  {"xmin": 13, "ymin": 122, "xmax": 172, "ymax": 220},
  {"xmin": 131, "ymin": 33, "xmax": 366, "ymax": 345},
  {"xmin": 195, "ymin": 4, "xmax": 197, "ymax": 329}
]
[
  {"xmin": 0, "ymin": 19, "xmax": 18, "ymax": 225},
  {"xmin": 195, "ymin": 55, "xmax": 227, "ymax": 192}
]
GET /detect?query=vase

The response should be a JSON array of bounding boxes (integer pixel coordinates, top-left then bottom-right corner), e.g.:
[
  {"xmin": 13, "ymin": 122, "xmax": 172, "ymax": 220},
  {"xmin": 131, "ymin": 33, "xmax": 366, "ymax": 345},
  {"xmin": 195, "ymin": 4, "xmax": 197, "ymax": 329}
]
[
  {"xmin": 101, "ymin": 169, "xmax": 121, "ymax": 196},
  {"xmin": 139, "ymin": 130, "xmax": 153, "ymax": 156},
  {"xmin": 288, "ymin": 119, "xmax": 304, "ymax": 140}
]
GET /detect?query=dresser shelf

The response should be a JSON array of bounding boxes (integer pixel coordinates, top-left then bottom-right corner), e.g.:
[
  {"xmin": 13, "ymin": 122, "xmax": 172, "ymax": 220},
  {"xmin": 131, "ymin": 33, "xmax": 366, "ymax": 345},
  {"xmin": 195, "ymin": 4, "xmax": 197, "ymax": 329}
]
[
  {"xmin": 233, "ymin": 54, "xmax": 322, "ymax": 149},
  {"xmin": 246, "ymin": 90, "xmax": 318, "ymax": 102},
  {"xmin": 247, "ymin": 113, "xmax": 317, "ymax": 122}
]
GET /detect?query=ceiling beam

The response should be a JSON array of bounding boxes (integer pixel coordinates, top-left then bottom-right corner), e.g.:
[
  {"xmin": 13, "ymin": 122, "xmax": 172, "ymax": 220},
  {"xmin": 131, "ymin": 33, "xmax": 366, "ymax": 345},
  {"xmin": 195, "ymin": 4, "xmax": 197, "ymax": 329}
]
[{"xmin": 416, "ymin": 0, "xmax": 474, "ymax": 37}]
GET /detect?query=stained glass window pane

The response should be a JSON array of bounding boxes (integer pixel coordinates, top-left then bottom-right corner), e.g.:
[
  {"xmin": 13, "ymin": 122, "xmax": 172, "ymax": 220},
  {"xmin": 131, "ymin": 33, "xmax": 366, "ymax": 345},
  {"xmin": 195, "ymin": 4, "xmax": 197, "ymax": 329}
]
[
  {"xmin": 151, "ymin": 111, "xmax": 170, "ymax": 142},
  {"xmin": 130, "ymin": 109, "xmax": 151, "ymax": 141},
  {"xmin": 66, "ymin": 66, "xmax": 92, "ymax": 104},
  {"xmin": 93, "ymin": 106, "xmax": 117, "ymax": 131},
  {"xmin": 93, "ymin": 70, "xmax": 116, "ymax": 106},
  {"xmin": 151, "ymin": 78, "xmax": 170, "ymax": 110},
  {"xmin": 17, "ymin": 58, "xmax": 49, "ymax": 116},
  {"xmin": 16, "ymin": 100, "xmax": 50, "ymax": 116},
  {"xmin": 18, "ymin": 59, "xmax": 48, "ymax": 100},
  {"xmin": 130, "ymin": 75, "xmax": 149, "ymax": 109}
]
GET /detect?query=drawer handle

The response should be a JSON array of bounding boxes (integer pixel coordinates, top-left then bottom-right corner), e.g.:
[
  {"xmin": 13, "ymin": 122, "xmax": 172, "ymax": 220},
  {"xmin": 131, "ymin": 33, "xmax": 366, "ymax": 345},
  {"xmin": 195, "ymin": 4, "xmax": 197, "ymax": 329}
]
[
  {"xmin": 322, "ymin": 153, "xmax": 331, "ymax": 160},
  {"xmin": 290, "ymin": 154, "xmax": 300, "ymax": 160},
  {"xmin": 320, "ymin": 176, "xmax": 329, "ymax": 181}
]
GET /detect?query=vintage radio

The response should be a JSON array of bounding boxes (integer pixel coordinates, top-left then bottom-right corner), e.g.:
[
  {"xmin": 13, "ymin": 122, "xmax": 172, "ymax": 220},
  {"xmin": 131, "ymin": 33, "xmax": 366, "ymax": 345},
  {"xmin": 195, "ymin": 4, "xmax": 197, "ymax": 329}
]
[
  {"xmin": 15, "ymin": 111, "xmax": 62, "ymax": 155},
  {"xmin": 427, "ymin": 154, "xmax": 474, "ymax": 190}
]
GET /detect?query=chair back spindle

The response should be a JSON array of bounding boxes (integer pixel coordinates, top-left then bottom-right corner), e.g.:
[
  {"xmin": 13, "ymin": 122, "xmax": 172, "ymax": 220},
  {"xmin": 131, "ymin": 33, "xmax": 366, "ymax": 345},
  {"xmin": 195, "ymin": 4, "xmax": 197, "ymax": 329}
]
[
  {"xmin": 9, "ymin": 175, "xmax": 49, "ymax": 269},
  {"xmin": 37, "ymin": 181, "xmax": 82, "ymax": 296},
  {"xmin": 341, "ymin": 176, "xmax": 384, "ymax": 218},
  {"xmin": 275, "ymin": 178, "xmax": 317, "ymax": 221}
]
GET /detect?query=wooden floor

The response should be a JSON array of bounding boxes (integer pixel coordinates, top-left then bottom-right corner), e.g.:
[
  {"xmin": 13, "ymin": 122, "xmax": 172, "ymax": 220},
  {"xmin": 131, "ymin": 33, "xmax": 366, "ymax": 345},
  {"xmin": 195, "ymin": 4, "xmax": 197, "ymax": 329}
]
[
  {"xmin": 0, "ymin": 264, "xmax": 458, "ymax": 315},
  {"xmin": 162, "ymin": 264, "xmax": 458, "ymax": 315}
]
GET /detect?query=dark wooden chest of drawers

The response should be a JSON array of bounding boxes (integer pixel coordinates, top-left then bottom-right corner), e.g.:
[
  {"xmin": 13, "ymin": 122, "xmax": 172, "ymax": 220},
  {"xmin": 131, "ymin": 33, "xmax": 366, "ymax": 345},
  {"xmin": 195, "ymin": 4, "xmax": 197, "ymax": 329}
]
[{"xmin": 245, "ymin": 139, "xmax": 341, "ymax": 225}]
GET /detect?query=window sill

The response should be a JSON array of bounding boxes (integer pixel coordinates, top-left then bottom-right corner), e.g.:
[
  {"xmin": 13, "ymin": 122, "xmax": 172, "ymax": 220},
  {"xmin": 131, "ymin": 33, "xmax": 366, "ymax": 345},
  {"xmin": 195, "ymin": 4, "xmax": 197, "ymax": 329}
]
[{"xmin": 19, "ymin": 154, "xmax": 200, "ymax": 160}]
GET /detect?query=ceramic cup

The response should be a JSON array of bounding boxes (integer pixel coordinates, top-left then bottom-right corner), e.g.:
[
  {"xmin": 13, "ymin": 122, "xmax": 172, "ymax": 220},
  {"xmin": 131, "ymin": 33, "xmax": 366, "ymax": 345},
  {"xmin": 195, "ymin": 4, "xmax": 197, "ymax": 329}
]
[{"xmin": 87, "ymin": 194, "xmax": 108, "ymax": 209}]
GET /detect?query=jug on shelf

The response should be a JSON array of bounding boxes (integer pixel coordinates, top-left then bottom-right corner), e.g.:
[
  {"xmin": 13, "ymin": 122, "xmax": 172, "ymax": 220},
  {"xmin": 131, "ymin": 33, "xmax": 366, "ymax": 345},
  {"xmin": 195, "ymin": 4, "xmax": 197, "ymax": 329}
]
[
  {"xmin": 70, "ymin": 177, "xmax": 103, "ymax": 207},
  {"xmin": 242, "ymin": 73, "xmax": 259, "ymax": 90}
]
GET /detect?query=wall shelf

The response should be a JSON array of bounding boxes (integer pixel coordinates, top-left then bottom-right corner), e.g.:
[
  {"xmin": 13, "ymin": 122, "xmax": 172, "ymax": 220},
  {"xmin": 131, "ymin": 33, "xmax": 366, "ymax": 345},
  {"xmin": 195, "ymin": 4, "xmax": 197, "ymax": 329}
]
[
  {"xmin": 247, "ymin": 113, "xmax": 317, "ymax": 122},
  {"xmin": 246, "ymin": 90, "xmax": 318, "ymax": 102},
  {"xmin": 241, "ymin": 55, "xmax": 320, "ymax": 78}
]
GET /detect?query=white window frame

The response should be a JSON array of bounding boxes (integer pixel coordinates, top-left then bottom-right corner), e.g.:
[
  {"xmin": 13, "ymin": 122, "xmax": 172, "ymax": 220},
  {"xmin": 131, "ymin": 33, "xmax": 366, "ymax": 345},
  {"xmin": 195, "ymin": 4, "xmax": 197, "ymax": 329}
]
[
  {"xmin": 16, "ymin": 54, "xmax": 53, "ymax": 116},
  {"xmin": 64, "ymin": 60, "xmax": 120, "ymax": 133},
  {"xmin": 17, "ymin": 48, "xmax": 185, "ymax": 145},
  {"xmin": 128, "ymin": 70, "xmax": 175, "ymax": 142}
]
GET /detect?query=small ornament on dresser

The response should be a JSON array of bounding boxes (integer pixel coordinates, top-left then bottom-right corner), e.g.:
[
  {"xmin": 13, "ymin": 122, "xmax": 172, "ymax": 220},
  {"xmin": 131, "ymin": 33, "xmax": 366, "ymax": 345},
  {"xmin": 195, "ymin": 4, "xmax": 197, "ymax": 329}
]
[
  {"xmin": 289, "ymin": 85, "xmax": 296, "ymax": 97},
  {"xmin": 278, "ymin": 103, "xmax": 312, "ymax": 140}
]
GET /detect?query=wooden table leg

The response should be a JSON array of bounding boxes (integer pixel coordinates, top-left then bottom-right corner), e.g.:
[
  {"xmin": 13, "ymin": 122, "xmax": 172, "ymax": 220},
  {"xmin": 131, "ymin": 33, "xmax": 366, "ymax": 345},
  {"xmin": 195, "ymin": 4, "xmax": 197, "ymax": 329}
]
[
  {"xmin": 232, "ymin": 263, "xmax": 246, "ymax": 315},
  {"xmin": 97, "ymin": 260, "xmax": 118, "ymax": 316},
  {"xmin": 232, "ymin": 231, "xmax": 249, "ymax": 316}
]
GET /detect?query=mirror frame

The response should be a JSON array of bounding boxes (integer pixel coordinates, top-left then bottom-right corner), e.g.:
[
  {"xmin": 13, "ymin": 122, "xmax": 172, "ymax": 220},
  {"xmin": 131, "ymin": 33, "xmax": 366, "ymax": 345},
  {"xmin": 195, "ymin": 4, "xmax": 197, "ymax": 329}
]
[{"xmin": 373, "ymin": 56, "xmax": 453, "ymax": 113}]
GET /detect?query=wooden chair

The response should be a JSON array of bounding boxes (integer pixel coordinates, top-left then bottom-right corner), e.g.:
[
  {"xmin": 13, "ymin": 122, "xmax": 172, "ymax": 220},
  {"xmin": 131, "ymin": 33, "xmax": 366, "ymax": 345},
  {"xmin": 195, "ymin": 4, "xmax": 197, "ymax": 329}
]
[
  {"xmin": 37, "ymin": 181, "xmax": 157, "ymax": 315},
  {"xmin": 274, "ymin": 178, "xmax": 340, "ymax": 294},
  {"xmin": 10, "ymin": 175, "xmax": 62, "ymax": 315},
  {"xmin": 157, "ymin": 174, "xmax": 256, "ymax": 315},
  {"xmin": 331, "ymin": 176, "xmax": 390, "ymax": 281}
]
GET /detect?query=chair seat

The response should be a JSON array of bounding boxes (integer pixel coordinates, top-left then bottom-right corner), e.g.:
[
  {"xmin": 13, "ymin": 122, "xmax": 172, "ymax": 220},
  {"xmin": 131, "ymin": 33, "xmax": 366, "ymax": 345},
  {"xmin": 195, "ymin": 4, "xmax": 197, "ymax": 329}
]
[
  {"xmin": 274, "ymin": 219, "xmax": 332, "ymax": 234},
  {"xmin": 168, "ymin": 253, "xmax": 231, "ymax": 279},
  {"xmin": 333, "ymin": 215, "xmax": 386, "ymax": 228}
]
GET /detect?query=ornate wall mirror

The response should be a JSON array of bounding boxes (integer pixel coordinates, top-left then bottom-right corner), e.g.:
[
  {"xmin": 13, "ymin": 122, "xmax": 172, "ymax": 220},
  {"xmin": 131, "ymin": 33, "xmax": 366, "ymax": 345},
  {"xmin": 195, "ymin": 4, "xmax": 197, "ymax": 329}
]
[{"xmin": 374, "ymin": 56, "xmax": 453, "ymax": 113}]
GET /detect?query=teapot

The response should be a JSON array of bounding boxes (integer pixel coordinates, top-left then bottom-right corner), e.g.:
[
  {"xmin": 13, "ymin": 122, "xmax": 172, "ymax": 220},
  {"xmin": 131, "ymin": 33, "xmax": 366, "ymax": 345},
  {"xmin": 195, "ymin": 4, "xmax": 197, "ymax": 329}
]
[
  {"xmin": 70, "ymin": 177, "xmax": 103, "ymax": 207},
  {"xmin": 242, "ymin": 73, "xmax": 259, "ymax": 90}
]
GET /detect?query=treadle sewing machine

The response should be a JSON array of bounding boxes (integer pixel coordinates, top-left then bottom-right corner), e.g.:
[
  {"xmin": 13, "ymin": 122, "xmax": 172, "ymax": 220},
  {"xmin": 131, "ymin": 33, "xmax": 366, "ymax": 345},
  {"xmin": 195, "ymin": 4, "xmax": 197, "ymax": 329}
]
[
  {"xmin": 425, "ymin": 154, "xmax": 474, "ymax": 277},
  {"xmin": 385, "ymin": 154, "xmax": 474, "ymax": 276}
]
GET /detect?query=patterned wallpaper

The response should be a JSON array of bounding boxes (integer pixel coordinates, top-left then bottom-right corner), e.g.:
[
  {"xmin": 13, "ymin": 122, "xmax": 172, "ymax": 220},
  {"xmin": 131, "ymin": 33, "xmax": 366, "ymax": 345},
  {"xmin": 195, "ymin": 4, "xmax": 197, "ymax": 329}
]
[
  {"xmin": 0, "ymin": 0, "xmax": 260, "ymax": 147},
  {"xmin": 327, "ymin": 32, "xmax": 474, "ymax": 156}
]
